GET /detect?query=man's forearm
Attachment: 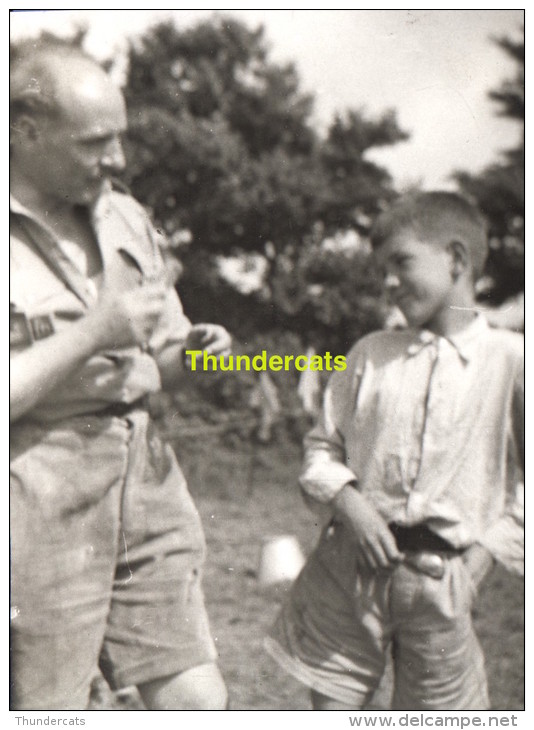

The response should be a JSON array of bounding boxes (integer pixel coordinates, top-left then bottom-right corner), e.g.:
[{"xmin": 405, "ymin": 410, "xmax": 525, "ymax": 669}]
[
  {"xmin": 155, "ymin": 342, "xmax": 189, "ymax": 391},
  {"xmin": 10, "ymin": 318, "xmax": 105, "ymax": 421}
]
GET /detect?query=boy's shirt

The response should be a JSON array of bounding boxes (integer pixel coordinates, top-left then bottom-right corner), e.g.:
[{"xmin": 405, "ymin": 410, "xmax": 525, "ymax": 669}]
[{"xmin": 300, "ymin": 316, "xmax": 524, "ymax": 574}]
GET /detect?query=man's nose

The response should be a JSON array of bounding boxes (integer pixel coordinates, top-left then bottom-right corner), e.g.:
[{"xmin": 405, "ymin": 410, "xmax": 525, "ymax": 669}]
[{"xmin": 101, "ymin": 137, "xmax": 125, "ymax": 172}]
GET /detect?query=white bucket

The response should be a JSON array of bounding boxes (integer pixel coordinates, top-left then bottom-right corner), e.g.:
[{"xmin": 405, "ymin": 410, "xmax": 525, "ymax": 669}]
[{"xmin": 258, "ymin": 534, "xmax": 306, "ymax": 585}]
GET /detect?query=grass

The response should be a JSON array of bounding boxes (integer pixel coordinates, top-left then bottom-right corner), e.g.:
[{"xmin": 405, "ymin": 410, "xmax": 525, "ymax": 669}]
[{"xmin": 90, "ymin": 435, "xmax": 524, "ymax": 711}]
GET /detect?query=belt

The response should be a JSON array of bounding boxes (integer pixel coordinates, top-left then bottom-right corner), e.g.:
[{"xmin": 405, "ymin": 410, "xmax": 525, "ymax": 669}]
[
  {"xmin": 389, "ymin": 522, "xmax": 461, "ymax": 554},
  {"xmin": 389, "ymin": 522, "xmax": 464, "ymax": 580}
]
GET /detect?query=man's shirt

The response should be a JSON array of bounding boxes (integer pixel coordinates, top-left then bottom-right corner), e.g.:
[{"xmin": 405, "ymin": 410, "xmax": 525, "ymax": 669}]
[
  {"xmin": 300, "ymin": 317, "xmax": 524, "ymax": 573},
  {"xmin": 10, "ymin": 187, "xmax": 191, "ymax": 422}
]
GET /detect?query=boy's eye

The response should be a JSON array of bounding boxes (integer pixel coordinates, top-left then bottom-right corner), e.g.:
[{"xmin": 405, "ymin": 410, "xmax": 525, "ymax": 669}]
[{"xmin": 392, "ymin": 255, "xmax": 411, "ymax": 269}]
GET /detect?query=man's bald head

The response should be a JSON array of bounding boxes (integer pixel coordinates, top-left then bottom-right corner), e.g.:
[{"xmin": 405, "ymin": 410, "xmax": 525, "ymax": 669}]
[
  {"xmin": 10, "ymin": 40, "xmax": 117, "ymax": 124},
  {"xmin": 10, "ymin": 40, "xmax": 128, "ymax": 207}
]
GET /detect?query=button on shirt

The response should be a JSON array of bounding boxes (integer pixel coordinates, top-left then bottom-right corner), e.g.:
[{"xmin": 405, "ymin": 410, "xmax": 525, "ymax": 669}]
[
  {"xmin": 300, "ymin": 318, "xmax": 524, "ymax": 573},
  {"xmin": 10, "ymin": 187, "xmax": 192, "ymax": 422}
]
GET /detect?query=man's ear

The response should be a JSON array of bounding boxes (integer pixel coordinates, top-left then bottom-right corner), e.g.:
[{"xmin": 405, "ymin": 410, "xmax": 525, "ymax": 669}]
[
  {"xmin": 10, "ymin": 114, "xmax": 40, "ymax": 145},
  {"xmin": 447, "ymin": 239, "xmax": 468, "ymax": 281}
]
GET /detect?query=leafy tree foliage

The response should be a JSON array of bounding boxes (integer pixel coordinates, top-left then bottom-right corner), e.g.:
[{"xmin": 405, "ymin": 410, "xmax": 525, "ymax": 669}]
[
  {"xmin": 10, "ymin": 19, "xmax": 407, "ymax": 430},
  {"xmin": 122, "ymin": 17, "xmax": 408, "ymax": 346},
  {"xmin": 455, "ymin": 34, "xmax": 524, "ymax": 303}
]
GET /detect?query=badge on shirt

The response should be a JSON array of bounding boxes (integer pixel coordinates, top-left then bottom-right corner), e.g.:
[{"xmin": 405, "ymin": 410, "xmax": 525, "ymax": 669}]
[
  {"xmin": 30, "ymin": 314, "xmax": 55, "ymax": 341},
  {"xmin": 10, "ymin": 310, "xmax": 33, "ymax": 347},
  {"xmin": 9, "ymin": 308, "xmax": 55, "ymax": 347}
]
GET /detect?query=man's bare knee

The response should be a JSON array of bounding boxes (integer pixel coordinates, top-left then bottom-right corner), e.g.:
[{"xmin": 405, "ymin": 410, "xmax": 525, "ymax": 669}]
[
  {"xmin": 138, "ymin": 663, "xmax": 227, "ymax": 710},
  {"xmin": 311, "ymin": 689, "xmax": 359, "ymax": 710}
]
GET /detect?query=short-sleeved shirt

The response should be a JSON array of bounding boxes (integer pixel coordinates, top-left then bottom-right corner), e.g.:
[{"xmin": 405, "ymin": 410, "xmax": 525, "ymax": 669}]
[
  {"xmin": 10, "ymin": 187, "xmax": 191, "ymax": 422},
  {"xmin": 9, "ymin": 188, "xmax": 215, "ymax": 708}
]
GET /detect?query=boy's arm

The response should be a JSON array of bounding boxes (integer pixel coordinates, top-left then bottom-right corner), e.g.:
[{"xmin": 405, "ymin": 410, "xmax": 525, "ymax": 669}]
[
  {"xmin": 476, "ymin": 356, "xmax": 524, "ymax": 575},
  {"xmin": 462, "ymin": 543, "xmax": 495, "ymax": 590},
  {"xmin": 331, "ymin": 483, "xmax": 404, "ymax": 571},
  {"xmin": 476, "ymin": 482, "xmax": 524, "ymax": 576},
  {"xmin": 299, "ymin": 361, "xmax": 360, "ymax": 504},
  {"xmin": 299, "ymin": 348, "xmax": 403, "ymax": 571}
]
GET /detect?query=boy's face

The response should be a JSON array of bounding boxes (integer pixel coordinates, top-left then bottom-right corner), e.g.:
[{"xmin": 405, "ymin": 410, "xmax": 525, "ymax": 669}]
[{"xmin": 375, "ymin": 229, "xmax": 455, "ymax": 331}]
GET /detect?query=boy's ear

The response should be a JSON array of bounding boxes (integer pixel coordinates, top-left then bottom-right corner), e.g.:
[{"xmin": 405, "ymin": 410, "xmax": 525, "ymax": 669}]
[{"xmin": 447, "ymin": 239, "xmax": 468, "ymax": 281}]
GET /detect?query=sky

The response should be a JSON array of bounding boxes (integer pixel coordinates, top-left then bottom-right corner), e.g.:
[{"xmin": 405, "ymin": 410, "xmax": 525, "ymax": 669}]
[{"xmin": 9, "ymin": 8, "xmax": 524, "ymax": 189}]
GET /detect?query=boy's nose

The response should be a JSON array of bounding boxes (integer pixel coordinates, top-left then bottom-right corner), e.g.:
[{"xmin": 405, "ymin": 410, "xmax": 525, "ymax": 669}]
[{"xmin": 384, "ymin": 272, "xmax": 401, "ymax": 290}]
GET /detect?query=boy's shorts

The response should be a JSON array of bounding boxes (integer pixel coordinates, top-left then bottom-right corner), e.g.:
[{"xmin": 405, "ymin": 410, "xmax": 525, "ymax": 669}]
[
  {"xmin": 265, "ymin": 521, "xmax": 489, "ymax": 710},
  {"xmin": 10, "ymin": 409, "xmax": 217, "ymax": 710}
]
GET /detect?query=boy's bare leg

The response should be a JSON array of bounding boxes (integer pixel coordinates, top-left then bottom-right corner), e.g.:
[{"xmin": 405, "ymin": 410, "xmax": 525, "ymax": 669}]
[
  {"xmin": 311, "ymin": 690, "xmax": 360, "ymax": 710},
  {"xmin": 137, "ymin": 663, "xmax": 228, "ymax": 710}
]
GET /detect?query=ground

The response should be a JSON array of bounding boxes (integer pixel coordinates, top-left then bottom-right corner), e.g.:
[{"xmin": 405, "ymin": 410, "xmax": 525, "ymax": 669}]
[{"xmin": 90, "ymin": 436, "xmax": 524, "ymax": 711}]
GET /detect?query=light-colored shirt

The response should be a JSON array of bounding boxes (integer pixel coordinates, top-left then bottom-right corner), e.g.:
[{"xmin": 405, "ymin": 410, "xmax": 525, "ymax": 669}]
[
  {"xmin": 300, "ymin": 317, "xmax": 524, "ymax": 574},
  {"xmin": 10, "ymin": 186, "xmax": 191, "ymax": 422}
]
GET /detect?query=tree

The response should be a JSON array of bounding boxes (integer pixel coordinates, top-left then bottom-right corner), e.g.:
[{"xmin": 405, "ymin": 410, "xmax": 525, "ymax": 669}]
[
  {"xmin": 122, "ymin": 16, "xmax": 408, "ymax": 345},
  {"xmin": 454, "ymin": 34, "xmax": 524, "ymax": 304}
]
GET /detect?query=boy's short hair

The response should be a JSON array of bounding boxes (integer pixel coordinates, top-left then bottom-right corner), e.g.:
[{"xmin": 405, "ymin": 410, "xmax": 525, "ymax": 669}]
[{"xmin": 370, "ymin": 191, "xmax": 489, "ymax": 279}]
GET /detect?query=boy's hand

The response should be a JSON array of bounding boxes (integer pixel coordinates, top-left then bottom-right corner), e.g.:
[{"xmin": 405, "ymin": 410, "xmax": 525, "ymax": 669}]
[
  {"xmin": 462, "ymin": 543, "xmax": 494, "ymax": 591},
  {"xmin": 332, "ymin": 483, "xmax": 404, "ymax": 572}
]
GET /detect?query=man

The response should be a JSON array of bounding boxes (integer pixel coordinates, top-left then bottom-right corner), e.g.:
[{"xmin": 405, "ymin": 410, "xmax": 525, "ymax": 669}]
[{"xmin": 10, "ymin": 40, "xmax": 230, "ymax": 710}]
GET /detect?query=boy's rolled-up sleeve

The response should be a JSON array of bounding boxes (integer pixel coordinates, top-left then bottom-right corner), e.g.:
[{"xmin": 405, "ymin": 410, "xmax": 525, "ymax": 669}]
[
  {"xmin": 479, "ymin": 482, "xmax": 524, "ymax": 575},
  {"xmin": 478, "ymin": 356, "xmax": 524, "ymax": 575},
  {"xmin": 299, "ymin": 349, "xmax": 361, "ymax": 506}
]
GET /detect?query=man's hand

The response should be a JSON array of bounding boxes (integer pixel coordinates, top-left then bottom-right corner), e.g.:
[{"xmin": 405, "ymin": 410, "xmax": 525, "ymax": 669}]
[
  {"xmin": 155, "ymin": 323, "xmax": 232, "ymax": 389},
  {"xmin": 184, "ymin": 323, "xmax": 232, "ymax": 360},
  {"xmin": 87, "ymin": 281, "xmax": 167, "ymax": 350},
  {"xmin": 332, "ymin": 483, "xmax": 404, "ymax": 572},
  {"xmin": 10, "ymin": 281, "xmax": 166, "ymax": 422}
]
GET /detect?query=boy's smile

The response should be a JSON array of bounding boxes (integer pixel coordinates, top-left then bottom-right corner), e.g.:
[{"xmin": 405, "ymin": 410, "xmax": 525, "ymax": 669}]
[{"xmin": 376, "ymin": 230, "xmax": 456, "ymax": 332}]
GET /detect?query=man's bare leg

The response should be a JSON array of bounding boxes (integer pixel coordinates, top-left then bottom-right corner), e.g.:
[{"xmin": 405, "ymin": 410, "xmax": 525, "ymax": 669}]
[
  {"xmin": 138, "ymin": 663, "xmax": 228, "ymax": 710},
  {"xmin": 311, "ymin": 689, "xmax": 360, "ymax": 710}
]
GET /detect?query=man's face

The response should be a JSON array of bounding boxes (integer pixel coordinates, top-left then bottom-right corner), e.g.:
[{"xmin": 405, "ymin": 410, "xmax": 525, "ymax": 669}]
[
  {"xmin": 25, "ymin": 65, "xmax": 127, "ymax": 206},
  {"xmin": 375, "ymin": 228, "xmax": 455, "ymax": 331}
]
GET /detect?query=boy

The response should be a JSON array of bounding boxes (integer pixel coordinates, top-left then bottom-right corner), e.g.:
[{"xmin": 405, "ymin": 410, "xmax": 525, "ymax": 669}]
[{"xmin": 264, "ymin": 192, "xmax": 524, "ymax": 710}]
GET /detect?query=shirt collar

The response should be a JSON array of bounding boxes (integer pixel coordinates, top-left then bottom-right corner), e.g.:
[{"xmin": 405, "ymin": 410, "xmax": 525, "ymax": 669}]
[
  {"xmin": 406, "ymin": 314, "xmax": 488, "ymax": 363},
  {"xmin": 10, "ymin": 181, "xmax": 113, "ymax": 225},
  {"xmin": 10, "ymin": 193, "xmax": 34, "ymax": 218},
  {"xmin": 11, "ymin": 183, "xmax": 149, "ymax": 278},
  {"xmin": 89, "ymin": 180, "xmax": 114, "ymax": 224}
]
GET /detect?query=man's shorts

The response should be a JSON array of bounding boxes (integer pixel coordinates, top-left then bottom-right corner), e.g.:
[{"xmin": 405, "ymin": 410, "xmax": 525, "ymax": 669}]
[
  {"xmin": 10, "ymin": 409, "xmax": 217, "ymax": 710},
  {"xmin": 265, "ymin": 520, "xmax": 489, "ymax": 710}
]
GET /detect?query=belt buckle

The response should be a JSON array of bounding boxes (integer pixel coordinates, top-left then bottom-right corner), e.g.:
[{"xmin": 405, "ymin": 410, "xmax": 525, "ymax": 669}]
[{"xmin": 404, "ymin": 551, "xmax": 445, "ymax": 579}]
